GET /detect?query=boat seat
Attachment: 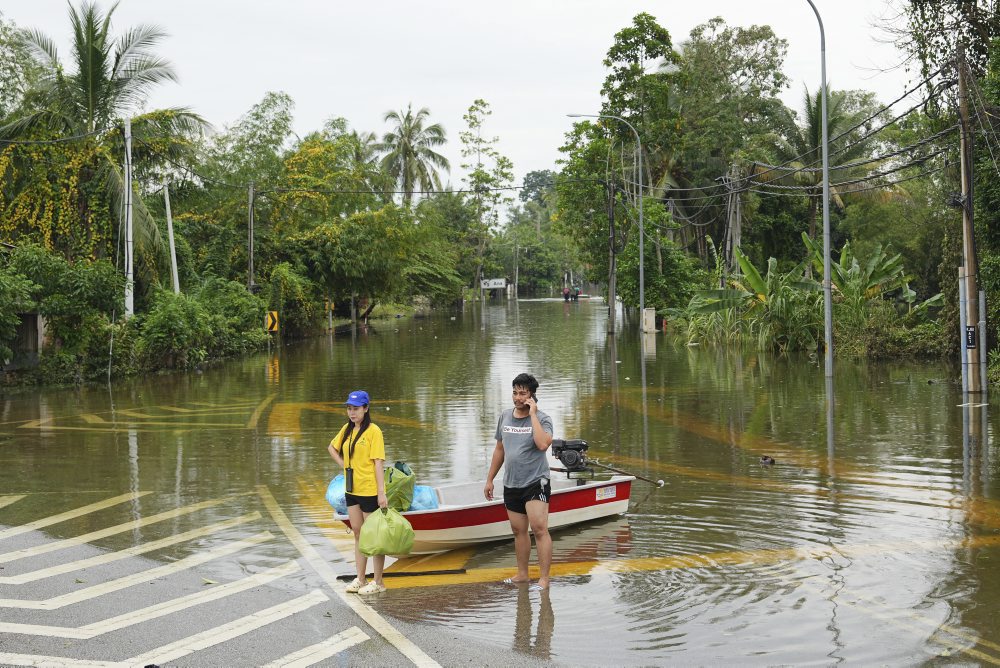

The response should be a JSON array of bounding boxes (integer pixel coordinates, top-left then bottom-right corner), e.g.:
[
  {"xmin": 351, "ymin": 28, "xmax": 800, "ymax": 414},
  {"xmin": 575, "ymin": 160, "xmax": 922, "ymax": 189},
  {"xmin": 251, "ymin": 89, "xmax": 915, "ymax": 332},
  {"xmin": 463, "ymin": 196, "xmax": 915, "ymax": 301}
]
[{"xmin": 436, "ymin": 481, "xmax": 491, "ymax": 507}]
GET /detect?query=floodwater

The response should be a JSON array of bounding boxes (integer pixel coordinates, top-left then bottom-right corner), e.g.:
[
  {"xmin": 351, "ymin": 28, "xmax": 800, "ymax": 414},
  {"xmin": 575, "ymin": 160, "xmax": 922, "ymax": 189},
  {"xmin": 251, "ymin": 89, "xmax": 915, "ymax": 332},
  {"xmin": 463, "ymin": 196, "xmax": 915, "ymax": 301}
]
[{"xmin": 2, "ymin": 298, "xmax": 1000, "ymax": 666}]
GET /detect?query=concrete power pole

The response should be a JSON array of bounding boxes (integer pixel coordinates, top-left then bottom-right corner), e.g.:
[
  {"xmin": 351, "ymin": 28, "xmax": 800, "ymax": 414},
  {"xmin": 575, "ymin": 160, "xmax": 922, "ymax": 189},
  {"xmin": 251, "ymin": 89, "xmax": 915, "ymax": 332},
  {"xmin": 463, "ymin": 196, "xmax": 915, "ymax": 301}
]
[
  {"xmin": 163, "ymin": 179, "xmax": 180, "ymax": 294},
  {"xmin": 123, "ymin": 118, "xmax": 134, "ymax": 318},
  {"xmin": 958, "ymin": 54, "xmax": 983, "ymax": 393},
  {"xmin": 607, "ymin": 180, "xmax": 618, "ymax": 335},
  {"xmin": 724, "ymin": 163, "xmax": 742, "ymax": 283},
  {"xmin": 248, "ymin": 183, "xmax": 255, "ymax": 291}
]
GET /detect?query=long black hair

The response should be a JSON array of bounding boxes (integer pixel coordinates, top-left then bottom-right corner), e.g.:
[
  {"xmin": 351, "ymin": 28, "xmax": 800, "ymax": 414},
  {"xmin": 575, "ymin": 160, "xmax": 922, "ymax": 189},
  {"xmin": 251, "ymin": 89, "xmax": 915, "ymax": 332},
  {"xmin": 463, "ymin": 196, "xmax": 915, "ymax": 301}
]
[{"xmin": 340, "ymin": 405, "xmax": 372, "ymax": 454}]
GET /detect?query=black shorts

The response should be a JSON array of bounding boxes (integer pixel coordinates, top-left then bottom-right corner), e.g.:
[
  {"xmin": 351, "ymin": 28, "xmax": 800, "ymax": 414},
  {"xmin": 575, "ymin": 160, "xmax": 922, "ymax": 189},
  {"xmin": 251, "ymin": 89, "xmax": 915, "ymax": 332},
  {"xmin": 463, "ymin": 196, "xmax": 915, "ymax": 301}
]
[
  {"xmin": 345, "ymin": 493, "xmax": 379, "ymax": 513},
  {"xmin": 503, "ymin": 479, "xmax": 551, "ymax": 515}
]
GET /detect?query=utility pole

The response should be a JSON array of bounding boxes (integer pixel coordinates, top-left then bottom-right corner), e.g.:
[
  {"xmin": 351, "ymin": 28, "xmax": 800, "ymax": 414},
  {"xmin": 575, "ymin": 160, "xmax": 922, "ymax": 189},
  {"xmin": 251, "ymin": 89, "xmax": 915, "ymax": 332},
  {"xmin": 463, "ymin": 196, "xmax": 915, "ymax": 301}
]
[
  {"xmin": 607, "ymin": 179, "xmax": 618, "ymax": 335},
  {"xmin": 958, "ymin": 51, "xmax": 983, "ymax": 393},
  {"xmin": 724, "ymin": 163, "xmax": 742, "ymax": 282},
  {"xmin": 163, "ymin": 179, "xmax": 180, "ymax": 294},
  {"xmin": 123, "ymin": 117, "xmax": 134, "ymax": 318},
  {"xmin": 248, "ymin": 183, "xmax": 255, "ymax": 292}
]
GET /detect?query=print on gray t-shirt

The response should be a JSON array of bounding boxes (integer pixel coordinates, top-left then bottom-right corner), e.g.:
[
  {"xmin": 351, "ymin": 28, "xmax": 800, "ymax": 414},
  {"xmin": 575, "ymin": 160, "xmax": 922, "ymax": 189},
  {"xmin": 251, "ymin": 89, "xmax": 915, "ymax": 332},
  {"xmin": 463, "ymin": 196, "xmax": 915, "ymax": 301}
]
[{"xmin": 494, "ymin": 408, "xmax": 554, "ymax": 488}]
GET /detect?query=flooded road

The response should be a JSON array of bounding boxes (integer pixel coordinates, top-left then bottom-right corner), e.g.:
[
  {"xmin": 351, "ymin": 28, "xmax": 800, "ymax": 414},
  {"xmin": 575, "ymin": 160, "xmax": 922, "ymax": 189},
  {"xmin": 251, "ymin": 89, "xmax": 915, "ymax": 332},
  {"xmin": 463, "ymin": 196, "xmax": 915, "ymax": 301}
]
[{"xmin": 1, "ymin": 298, "xmax": 999, "ymax": 665}]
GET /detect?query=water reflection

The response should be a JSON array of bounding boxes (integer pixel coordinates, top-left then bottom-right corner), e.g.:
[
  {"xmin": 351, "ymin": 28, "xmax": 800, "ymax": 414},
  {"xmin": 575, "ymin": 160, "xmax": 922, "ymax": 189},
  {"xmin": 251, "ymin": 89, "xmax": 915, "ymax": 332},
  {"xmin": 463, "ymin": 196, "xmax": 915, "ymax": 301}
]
[
  {"xmin": 513, "ymin": 586, "xmax": 554, "ymax": 659},
  {"xmin": 1, "ymin": 299, "xmax": 999, "ymax": 664}
]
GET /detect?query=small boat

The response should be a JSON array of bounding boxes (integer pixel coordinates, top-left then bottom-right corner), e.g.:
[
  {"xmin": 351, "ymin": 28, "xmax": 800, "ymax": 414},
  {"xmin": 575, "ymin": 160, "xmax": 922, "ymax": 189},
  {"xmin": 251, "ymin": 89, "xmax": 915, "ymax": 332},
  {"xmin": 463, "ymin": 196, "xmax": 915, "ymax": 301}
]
[{"xmin": 335, "ymin": 474, "xmax": 634, "ymax": 555}]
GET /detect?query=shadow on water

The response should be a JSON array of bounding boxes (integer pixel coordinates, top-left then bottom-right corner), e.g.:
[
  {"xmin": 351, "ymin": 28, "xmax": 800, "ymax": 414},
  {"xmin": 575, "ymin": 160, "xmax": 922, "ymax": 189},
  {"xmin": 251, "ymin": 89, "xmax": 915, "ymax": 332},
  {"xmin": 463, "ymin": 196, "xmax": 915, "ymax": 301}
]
[{"xmin": 1, "ymin": 298, "xmax": 1000, "ymax": 664}]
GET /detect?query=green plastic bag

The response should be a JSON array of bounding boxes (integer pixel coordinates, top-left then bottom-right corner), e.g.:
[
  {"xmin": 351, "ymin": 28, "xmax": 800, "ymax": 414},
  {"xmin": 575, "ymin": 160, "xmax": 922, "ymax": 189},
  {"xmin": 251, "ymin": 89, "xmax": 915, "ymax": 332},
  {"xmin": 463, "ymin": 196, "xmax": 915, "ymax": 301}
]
[
  {"xmin": 359, "ymin": 507, "xmax": 415, "ymax": 556},
  {"xmin": 384, "ymin": 461, "xmax": 414, "ymax": 511}
]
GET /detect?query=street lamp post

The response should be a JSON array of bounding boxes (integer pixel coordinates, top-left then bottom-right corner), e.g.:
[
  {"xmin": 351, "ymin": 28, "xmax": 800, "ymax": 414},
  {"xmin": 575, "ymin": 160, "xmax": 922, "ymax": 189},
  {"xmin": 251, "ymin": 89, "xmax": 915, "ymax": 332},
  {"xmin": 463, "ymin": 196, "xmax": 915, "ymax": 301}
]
[
  {"xmin": 568, "ymin": 113, "xmax": 644, "ymax": 330},
  {"xmin": 805, "ymin": 0, "xmax": 834, "ymax": 378}
]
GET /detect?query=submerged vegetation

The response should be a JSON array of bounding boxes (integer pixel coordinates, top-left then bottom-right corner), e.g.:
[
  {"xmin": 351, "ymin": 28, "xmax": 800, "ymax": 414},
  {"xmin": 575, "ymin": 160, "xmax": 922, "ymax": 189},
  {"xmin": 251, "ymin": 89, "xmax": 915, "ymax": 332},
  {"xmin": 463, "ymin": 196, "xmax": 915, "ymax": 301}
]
[{"xmin": 0, "ymin": 2, "xmax": 996, "ymax": 384}]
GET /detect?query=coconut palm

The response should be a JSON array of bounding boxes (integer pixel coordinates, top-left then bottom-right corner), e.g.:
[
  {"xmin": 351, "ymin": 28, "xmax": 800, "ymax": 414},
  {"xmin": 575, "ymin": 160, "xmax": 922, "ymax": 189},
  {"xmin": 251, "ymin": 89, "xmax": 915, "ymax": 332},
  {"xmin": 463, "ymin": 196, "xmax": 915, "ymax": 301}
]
[
  {"xmin": 378, "ymin": 104, "xmax": 450, "ymax": 207},
  {"xmin": 0, "ymin": 0, "xmax": 206, "ymax": 271},
  {"xmin": 757, "ymin": 87, "xmax": 876, "ymax": 241}
]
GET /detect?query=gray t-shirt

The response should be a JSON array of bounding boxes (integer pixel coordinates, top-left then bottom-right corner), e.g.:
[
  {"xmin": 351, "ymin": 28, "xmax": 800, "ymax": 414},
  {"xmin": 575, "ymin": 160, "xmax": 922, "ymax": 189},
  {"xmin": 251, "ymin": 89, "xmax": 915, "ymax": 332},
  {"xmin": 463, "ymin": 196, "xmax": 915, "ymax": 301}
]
[{"xmin": 494, "ymin": 408, "xmax": 554, "ymax": 488}]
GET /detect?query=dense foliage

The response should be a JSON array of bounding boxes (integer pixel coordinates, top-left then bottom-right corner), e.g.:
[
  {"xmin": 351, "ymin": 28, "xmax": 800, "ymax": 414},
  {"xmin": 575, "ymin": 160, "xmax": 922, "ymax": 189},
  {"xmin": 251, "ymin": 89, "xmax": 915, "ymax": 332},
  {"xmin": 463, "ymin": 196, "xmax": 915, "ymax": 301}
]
[{"xmin": 0, "ymin": 3, "xmax": 995, "ymax": 385}]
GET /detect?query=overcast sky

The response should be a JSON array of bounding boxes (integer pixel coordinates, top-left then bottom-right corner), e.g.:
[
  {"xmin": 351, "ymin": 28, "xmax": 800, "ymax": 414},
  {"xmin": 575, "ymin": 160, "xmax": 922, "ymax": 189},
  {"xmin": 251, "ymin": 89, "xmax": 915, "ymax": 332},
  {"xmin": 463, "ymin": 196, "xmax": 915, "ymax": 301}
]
[{"xmin": 2, "ymin": 1, "xmax": 911, "ymax": 189}]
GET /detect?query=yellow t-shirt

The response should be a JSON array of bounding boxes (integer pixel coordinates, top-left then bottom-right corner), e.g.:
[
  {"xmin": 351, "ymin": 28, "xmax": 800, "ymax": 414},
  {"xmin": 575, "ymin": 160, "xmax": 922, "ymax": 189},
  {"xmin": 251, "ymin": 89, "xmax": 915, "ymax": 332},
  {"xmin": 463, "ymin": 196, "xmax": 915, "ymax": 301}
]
[{"xmin": 330, "ymin": 423, "xmax": 385, "ymax": 497}]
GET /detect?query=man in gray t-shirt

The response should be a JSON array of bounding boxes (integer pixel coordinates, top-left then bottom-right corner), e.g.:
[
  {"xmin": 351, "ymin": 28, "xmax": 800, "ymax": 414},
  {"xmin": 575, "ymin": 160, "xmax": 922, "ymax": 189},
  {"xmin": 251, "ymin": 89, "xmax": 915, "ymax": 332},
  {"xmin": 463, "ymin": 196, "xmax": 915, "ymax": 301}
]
[{"xmin": 484, "ymin": 373, "xmax": 555, "ymax": 590}]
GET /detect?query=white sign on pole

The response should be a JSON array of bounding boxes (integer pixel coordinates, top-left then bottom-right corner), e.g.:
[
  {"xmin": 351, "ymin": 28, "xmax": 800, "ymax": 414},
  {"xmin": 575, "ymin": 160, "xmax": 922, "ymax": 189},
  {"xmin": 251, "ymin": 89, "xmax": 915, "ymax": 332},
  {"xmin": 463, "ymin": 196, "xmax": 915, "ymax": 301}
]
[{"xmin": 480, "ymin": 278, "xmax": 507, "ymax": 289}]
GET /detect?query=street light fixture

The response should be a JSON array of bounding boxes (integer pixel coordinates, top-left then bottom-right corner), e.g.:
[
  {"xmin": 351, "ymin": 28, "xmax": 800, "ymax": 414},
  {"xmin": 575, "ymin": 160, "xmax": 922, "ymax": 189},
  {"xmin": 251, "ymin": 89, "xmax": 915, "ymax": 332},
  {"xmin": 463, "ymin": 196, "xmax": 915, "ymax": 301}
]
[
  {"xmin": 568, "ymin": 113, "xmax": 645, "ymax": 331},
  {"xmin": 805, "ymin": 0, "xmax": 834, "ymax": 378}
]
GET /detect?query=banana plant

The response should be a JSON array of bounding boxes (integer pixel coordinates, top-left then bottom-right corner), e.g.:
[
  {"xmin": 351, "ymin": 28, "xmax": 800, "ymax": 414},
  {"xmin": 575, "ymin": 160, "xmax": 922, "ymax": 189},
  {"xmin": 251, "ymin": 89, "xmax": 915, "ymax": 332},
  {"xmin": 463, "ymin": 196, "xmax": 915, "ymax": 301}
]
[
  {"xmin": 684, "ymin": 246, "xmax": 822, "ymax": 351},
  {"xmin": 801, "ymin": 232, "xmax": 940, "ymax": 326}
]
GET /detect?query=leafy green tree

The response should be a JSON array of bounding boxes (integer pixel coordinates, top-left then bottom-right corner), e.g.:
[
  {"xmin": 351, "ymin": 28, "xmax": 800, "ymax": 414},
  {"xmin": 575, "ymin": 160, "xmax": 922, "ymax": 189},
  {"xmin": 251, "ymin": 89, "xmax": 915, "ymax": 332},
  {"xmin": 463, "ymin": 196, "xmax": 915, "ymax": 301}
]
[
  {"xmin": 460, "ymin": 99, "xmax": 514, "ymax": 290},
  {"xmin": 173, "ymin": 92, "xmax": 294, "ymax": 284},
  {"xmin": 270, "ymin": 129, "xmax": 383, "ymax": 236},
  {"xmin": 882, "ymin": 1, "xmax": 1000, "ymax": 82},
  {"xmin": 0, "ymin": 11, "xmax": 41, "ymax": 121},
  {"xmin": 414, "ymin": 190, "xmax": 481, "ymax": 289},
  {"xmin": 0, "ymin": 256, "xmax": 37, "ymax": 363},
  {"xmin": 0, "ymin": 1, "xmax": 206, "ymax": 283},
  {"xmin": 378, "ymin": 104, "xmax": 450, "ymax": 207},
  {"xmin": 519, "ymin": 169, "xmax": 555, "ymax": 206},
  {"xmin": 762, "ymin": 87, "xmax": 883, "ymax": 241},
  {"xmin": 601, "ymin": 12, "xmax": 679, "ymax": 125},
  {"xmin": 662, "ymin": 18, "xmax": 790, "ymax": 247},
  {"xmin": 287, "ymin": 205, "xmax": 413, "ymax": 311}
]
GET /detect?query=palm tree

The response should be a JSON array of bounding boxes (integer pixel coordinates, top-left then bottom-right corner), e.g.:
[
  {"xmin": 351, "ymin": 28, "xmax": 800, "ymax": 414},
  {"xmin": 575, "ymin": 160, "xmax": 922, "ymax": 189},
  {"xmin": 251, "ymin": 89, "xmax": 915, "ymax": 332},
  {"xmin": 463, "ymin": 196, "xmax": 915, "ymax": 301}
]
[
  {"xmin": 758, "ymin": 87, "xmax": 875, "ymax": 241},
  {"xmin": 0, "ymin": 1, "xmax": 206, "ymax": 271},
  {"xmin": 378, "ymin": 104, "xmax": 450, "ymax": 207}
]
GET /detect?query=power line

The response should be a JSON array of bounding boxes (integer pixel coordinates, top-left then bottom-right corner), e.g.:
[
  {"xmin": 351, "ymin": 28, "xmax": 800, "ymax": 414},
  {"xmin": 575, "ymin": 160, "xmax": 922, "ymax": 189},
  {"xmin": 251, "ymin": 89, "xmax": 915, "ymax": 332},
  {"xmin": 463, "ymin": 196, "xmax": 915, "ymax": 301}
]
[
  {"xmin": 742, "ymin": 65, "xmax": 950, "ymax": 185},
  {"xmin": 0, "ymin": 129, "xmax": 104, "ymax": 145}
]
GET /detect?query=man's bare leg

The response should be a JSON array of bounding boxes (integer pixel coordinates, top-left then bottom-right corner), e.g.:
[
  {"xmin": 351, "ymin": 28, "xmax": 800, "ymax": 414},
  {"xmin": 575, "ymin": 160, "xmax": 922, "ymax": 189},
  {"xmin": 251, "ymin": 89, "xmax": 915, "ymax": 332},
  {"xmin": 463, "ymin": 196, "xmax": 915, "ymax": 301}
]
[
  {"xmin": 526, "ymin": 499, "xmax": 551, "ymax": 588},
  {"xmin": 507, "ymin": 510, "xmax": 531, "ymax": 582}
]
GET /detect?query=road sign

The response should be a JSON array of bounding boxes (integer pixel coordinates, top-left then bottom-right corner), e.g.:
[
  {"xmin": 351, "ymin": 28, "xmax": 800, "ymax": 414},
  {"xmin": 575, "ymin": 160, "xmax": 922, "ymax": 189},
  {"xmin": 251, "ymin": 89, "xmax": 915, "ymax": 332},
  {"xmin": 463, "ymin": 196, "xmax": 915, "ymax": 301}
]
[
  {"xmin": 480, "ymin": 278, "xmax": 507, "ymax": 289},
  {"xmin": 266, "ymin": 311, "xmax": 279, "ymax": 332}
]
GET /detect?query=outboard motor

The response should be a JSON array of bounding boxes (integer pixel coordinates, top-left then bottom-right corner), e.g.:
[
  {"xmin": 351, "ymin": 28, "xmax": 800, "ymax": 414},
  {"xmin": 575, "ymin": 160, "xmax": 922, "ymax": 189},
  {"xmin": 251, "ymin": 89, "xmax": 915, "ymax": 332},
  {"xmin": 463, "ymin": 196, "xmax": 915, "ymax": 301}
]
[{"xmin": 551, "ymin": 438, "xmax": 591, "ymax": 477}]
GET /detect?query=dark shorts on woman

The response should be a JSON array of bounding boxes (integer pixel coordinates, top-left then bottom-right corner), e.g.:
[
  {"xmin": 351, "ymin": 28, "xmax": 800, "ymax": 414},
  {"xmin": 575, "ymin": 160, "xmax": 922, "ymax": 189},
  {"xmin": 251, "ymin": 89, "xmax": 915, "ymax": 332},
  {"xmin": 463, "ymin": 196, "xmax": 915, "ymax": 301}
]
[
  {"xmin": 503, "ymin": 478, "xmax": 551, "ymax": 514},
  {"xmin": 345, "ymin": 493, "xmax": 379, "ymax": 513}
]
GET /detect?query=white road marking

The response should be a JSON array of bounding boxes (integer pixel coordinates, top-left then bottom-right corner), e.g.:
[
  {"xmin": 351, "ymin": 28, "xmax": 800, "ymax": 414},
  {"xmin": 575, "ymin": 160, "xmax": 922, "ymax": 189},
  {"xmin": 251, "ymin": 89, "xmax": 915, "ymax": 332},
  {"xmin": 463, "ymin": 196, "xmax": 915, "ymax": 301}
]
[
  {"xmin": 0, "ymin": 492, "xmax": 152, "ymax": 541},
  {"xmin": 0, "ymin": 495, "xmax": 25, "ymax": 510},
  {"xmin": 0, "ymin": 532, "xmax": 273, "ymax": 610},
  {"xmin": 0, "ymin": 590, "xmax": 328, "ymax": 667},
  {"xmin": 0, "ymin": 653, "xmax": 118, "ymax": 667},
  {"xmin": 128, "ymin": 589, "xmax": 329, "ymax": 667},
  {"xmin": 261, "ymin": 626, "xmax": 370, "ymax": 667},
  {"xmin": 0, "ymin": 495, "xmax": 236, "ymax": 564},
  {"xmin": 256, "ymin": 485, "xmax": 441, "ymax": 668},
  {"xmin": 0, "ymin": 561, "xmax": 301, "ymax": 638},
  {"xmin": 0, "ymin": 512, "xmax": 261, "ymax": 584}
]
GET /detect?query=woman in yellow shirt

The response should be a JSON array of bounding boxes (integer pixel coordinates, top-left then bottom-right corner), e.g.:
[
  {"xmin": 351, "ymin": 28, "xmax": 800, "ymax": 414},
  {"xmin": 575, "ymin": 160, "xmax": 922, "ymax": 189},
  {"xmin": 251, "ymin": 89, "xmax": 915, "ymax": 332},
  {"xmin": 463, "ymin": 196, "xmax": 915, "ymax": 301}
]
[{"xmin": 328, "ymin": 390, "xmax": 388, "ymax": 595}]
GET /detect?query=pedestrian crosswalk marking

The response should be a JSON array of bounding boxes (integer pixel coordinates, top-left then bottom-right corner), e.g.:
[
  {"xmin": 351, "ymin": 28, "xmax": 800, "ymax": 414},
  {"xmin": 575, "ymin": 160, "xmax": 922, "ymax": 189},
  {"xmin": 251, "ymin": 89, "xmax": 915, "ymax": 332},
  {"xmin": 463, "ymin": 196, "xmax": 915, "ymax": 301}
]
[
  {"xmin": 0, "ymin": 532, "xmax": 273, "ymax": 610},
  {"xmin": 257, "ymin": 485, "xmax": 441, "ymax": 668},
  {"xmin": 0, "ymin": 495, "xmax": 236, "ymax": 564},
  {"xmin": 9, "ymin": 399, "xmax": 274, "ymax": 434},
  {"xmin": 0, "ymin": 590, "xmax": 335, "ymax": 668},
  {"xmin": 0, "ymin": 492, "xmax": 152, "ymax": 541},
  {"xmin": 0, "ymin": 495, "xmax": 25, "ymax": 510},
  {"xmin": 261, "ymin": 626, "xmax": 370, "ymax": 667},
  {"xmin": 0, "ymin": 652, "xmax": 117, "ymax": 666},
  {"xmin": 0, "ymin": 561, "xmax": 301, "ymax": 638},
  {"xmin": 129, "ymin": 589, "xmax": 328, "ymax": 667},
  {"xmin": 0, "ymin": 512, "xmax": 261, "ymax": 584}
]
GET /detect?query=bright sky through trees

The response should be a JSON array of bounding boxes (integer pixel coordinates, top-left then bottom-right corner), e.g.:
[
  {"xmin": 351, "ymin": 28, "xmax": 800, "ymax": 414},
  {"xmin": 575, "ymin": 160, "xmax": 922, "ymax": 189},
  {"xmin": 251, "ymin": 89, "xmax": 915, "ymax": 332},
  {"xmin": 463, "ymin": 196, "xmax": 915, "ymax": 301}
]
[{"xmin": 1, "ymin": 0, "xmax": 908, "ymax": 187}]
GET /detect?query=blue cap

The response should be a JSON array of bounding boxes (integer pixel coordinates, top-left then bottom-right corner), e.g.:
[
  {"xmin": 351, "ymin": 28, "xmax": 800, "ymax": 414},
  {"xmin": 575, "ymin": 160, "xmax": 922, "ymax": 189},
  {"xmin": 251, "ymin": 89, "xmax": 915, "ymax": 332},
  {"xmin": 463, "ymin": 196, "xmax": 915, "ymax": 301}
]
[{"xmin": 344, "ymin": 390, "xmax": 370, "ymax": 406}]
